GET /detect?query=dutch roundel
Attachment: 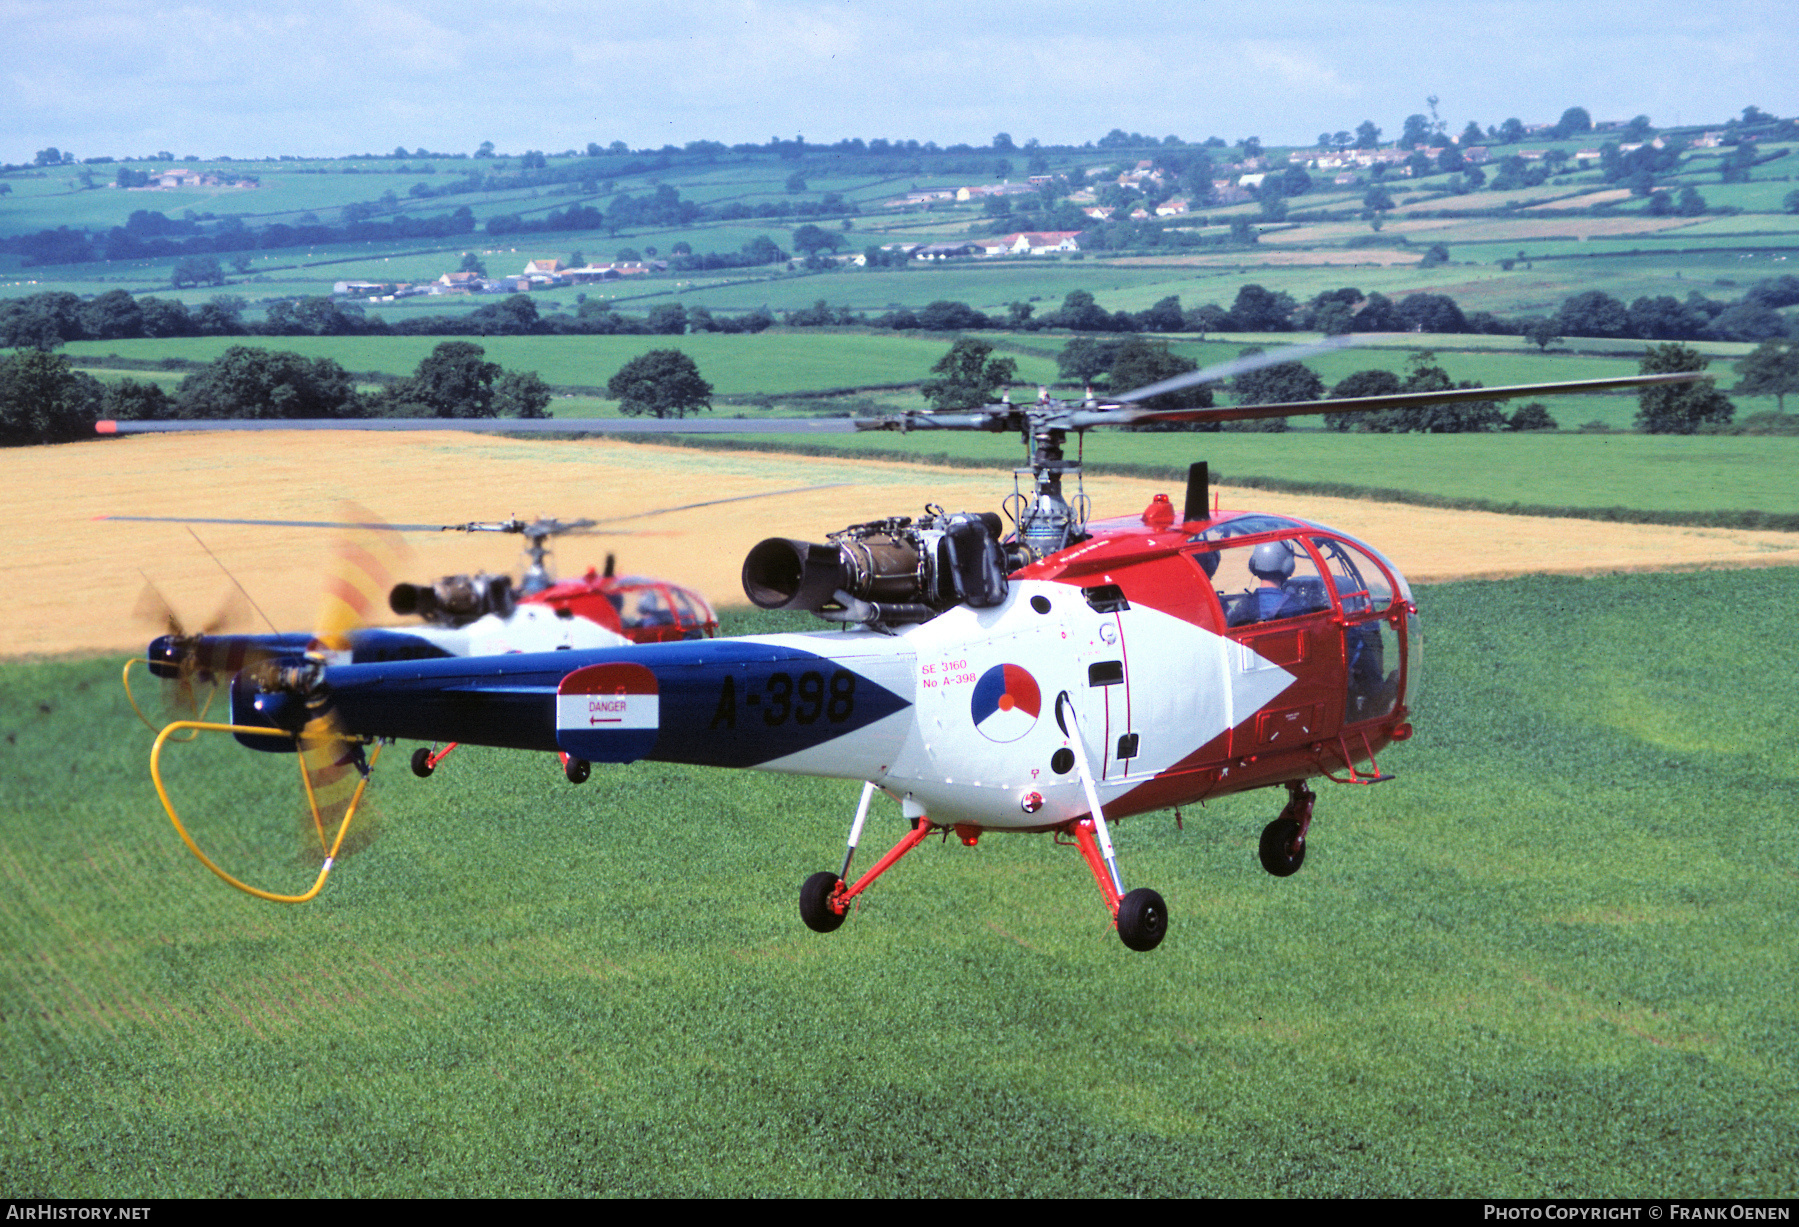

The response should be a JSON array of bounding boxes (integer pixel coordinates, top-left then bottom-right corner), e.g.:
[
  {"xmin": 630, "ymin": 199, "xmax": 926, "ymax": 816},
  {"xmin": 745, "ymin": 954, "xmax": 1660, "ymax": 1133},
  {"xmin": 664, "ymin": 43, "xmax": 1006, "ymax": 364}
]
[{"xmin": 970, "ymin": 664, "xmax": 1042, "ymax": 743}]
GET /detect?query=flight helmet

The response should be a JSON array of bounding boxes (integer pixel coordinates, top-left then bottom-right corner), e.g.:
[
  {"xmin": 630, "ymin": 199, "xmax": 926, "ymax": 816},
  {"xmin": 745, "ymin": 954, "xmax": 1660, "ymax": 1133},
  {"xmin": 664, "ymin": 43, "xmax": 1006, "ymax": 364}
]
[{"xmin": 1249, "ymin": 540, "xmax": 1296, "ymax": 582}]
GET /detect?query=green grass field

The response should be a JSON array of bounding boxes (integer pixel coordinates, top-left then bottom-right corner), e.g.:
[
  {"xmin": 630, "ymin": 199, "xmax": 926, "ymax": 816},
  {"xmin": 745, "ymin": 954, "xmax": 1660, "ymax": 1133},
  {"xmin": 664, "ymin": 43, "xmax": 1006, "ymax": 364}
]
[
  {"xmin": 641, "ymin": 428, "xmax": 1799, "ymax": 517},
  {"xmin": 3, "ymin": 573, "xmax": 1796, "ymax": 1196}
]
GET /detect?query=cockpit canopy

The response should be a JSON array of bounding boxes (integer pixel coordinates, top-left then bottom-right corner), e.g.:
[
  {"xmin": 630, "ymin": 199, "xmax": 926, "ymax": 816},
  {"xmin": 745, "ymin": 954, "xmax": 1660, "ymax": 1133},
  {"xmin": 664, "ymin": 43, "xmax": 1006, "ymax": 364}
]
[{"xmin": 1188, "ymin": 514, "xmax": 1413, "ymax": 628}]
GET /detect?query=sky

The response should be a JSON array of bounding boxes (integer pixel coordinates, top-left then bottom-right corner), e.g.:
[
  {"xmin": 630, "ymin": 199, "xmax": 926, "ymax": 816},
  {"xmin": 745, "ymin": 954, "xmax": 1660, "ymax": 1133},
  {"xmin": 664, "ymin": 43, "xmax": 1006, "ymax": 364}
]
[{"xmin": 7, "ymin": 0, "xmax": 1796, "ymax": 162}]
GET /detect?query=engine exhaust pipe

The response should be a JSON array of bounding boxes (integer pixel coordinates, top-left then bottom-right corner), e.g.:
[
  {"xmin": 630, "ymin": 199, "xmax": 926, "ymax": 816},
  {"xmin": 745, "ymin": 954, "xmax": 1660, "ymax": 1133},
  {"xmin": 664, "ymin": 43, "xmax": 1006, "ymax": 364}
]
[{"xmin": 742, "ymin": 538, "xmax": 846, "ymax": 611}]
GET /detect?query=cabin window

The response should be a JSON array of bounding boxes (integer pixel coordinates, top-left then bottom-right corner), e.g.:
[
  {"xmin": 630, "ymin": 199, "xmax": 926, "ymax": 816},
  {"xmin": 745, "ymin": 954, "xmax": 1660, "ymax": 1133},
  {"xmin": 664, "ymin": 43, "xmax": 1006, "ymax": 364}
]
[
  {"xmin": 1202, "ymin": 537, "xmax": 1330, "ymax": 629},
  {"xmin": 1310, "ymin": 537, "xmax": 1395, "ymax": 615}
]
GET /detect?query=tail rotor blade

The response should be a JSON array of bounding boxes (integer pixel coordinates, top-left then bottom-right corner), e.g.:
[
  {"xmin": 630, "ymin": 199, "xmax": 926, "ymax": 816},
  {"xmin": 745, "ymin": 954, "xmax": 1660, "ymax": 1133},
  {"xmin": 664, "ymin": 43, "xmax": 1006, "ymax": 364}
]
[{"xmin": 313, "ymin": 502, "xmax": 410, "ymax": 653}]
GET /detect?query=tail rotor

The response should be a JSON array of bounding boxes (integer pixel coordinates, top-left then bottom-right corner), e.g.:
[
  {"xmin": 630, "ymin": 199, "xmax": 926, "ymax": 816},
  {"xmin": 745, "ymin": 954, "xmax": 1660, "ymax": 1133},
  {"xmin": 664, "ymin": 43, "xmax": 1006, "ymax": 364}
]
[{"xmin": 147, "ymin": 504, "xmax": 409, "ymax": 903}]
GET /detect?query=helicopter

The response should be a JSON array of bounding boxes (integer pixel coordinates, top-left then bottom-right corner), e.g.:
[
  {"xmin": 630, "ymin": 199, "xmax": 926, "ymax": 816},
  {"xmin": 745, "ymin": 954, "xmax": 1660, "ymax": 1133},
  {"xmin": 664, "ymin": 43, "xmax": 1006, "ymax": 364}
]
[
  {"xmin": 112, "ymin": 490, "xmax": 842, "ymax": 781},
  {"xmin": 115, "ymin": 351, "xmax": 1702, "ymax": 949}
]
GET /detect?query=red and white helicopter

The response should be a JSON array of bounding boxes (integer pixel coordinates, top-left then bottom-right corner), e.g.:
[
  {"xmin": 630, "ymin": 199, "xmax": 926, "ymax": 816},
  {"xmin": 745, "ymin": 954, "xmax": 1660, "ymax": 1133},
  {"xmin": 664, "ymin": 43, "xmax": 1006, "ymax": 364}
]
[
  {"xmin": 113, "ymin": 497, "xmax": 835, "ymax": 779},
  {"xmin": 113, "ymin": 352, "xmax": 1699, "ymax": 948}
]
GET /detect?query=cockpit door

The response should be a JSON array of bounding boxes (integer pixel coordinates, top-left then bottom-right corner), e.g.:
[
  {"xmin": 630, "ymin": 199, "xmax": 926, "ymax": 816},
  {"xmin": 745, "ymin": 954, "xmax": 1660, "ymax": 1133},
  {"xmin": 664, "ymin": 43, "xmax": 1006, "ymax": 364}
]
[
  {"xmin": 1209, "ymin": 537, "xmax": 1345, "ymax": 758},
  {"xmin": 1311, "ymin": 536, "xmax": 1407, "ymax": 726}
]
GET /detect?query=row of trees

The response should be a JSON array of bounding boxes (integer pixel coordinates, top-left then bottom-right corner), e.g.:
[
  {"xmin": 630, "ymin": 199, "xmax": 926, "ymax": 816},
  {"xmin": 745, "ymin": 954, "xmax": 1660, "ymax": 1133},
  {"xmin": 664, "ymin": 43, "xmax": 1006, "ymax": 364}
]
[
  {"xmin": 6, "ymin": 277, "xmax": 1792, "ymax": 359},
  {"xmin": 0, "ymin": 342, "xmax": 553, "ymax": 445},
  {"xmin": 0, "ymin": 289, "xmax": 785, "ymax": 348},
  {"xmin": 6, "ymin": 273, "xmax": 1795, "ymax": 357},
  {"xmin": 998, "ymin": 336, "xmax": 1750, "ymax": 435}
]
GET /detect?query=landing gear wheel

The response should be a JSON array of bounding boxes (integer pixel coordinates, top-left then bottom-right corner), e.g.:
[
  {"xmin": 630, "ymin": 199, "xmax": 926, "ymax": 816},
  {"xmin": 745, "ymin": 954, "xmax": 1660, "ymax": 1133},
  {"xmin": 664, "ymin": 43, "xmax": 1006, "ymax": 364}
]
[
  {"xmin": 800, "ymin": 872, "xmax": 847, "ymax": 934},
  {"xmin": 1117, "ymin": 887, "xmax": 1167, "ymax": 952},
  {"xmin": 410, "ymin": 747, "xmax": 435, "ymax": 779},
  {"xmin": 564, "ymin": 757, "xmax": 591, "ymax": 785},
  {"xmin": 1259, "ymin": 817, "xmax": 1307, "ymax": 877}
]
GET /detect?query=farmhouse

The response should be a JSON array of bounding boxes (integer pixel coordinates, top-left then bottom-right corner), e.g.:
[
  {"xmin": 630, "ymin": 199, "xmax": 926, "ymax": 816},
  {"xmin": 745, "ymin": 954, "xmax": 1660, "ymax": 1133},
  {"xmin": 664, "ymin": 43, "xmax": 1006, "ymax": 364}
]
[{"xmin": 989, "ymin": 231, "xmax": 1083, "ymax": 256}]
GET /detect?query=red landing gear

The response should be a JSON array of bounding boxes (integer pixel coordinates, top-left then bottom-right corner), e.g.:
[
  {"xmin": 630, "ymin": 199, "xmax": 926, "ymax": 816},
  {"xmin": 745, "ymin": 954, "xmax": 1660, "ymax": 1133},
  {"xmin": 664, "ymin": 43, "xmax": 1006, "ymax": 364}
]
[
  {"xmin": 408, "ymin": 742, "xmax": 589, "ymax": 785},
  {"xmin": 799, "ymin": 784, "xmax": 933, "ymax": 936},
  {"xmin": 1259, "ymin": 782, "xmax": 1316, "ymax": 877},
  {"xmin": 411, "ymin": 744, "xmax": 453, "ymax": 778},
  {"xmin": 1060, "ymin": 816, "xmax": 1167, "ymax": 952},
  {"xmin": 798, "ymin": 781, "xmax": 1167, "ymax": 953}
]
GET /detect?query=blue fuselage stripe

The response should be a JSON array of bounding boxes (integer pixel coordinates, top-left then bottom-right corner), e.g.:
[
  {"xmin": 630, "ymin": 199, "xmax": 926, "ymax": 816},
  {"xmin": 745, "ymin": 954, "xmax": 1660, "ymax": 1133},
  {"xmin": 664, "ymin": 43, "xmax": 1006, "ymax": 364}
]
[{"xmin": 308, "ymin": 640, "xmax": 911, "ymax": 765}]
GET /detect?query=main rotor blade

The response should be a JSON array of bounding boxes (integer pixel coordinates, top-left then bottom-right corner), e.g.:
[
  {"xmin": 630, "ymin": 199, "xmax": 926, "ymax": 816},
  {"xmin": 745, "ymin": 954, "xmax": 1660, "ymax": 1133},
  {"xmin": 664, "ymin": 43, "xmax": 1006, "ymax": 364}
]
[
  {"xmin": 1111, "ymin": 335, "xmax": 1355, "ymax": 405},
  {"xmin": 98, "ymin": 514, "xmax": 653, "ymax": 536},
  {"xmin": 97, "ymin": 417, "xmax": 861, "ymax": 435},
  {"xmin": 103, "ymin": 488, "xmax": 853, "ymax": 539},
  {"xmin": 1108, "ymin": 371, "xmax": 1706, "ymax": 427},
  {"xmin": 101, "ymin": 514, "xmax": 476, "ymax": 532}
]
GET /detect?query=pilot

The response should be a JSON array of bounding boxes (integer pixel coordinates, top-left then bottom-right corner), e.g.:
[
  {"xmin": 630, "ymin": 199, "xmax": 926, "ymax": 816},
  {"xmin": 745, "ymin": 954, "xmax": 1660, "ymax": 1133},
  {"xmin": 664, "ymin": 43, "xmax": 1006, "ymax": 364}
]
[
  {"xmin": 634, "ymin": 590, "xmax": 673, "ymax": 626},
  {"xmin": 1232, "ymin": 540, "xmax": 1307, "ymax": 625}
]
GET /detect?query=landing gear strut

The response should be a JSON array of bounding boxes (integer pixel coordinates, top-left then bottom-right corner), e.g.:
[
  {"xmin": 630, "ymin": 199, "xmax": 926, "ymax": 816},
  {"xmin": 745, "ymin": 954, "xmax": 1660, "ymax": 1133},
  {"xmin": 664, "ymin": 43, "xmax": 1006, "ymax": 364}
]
[{"xmin": 1259, "ymin": 783, "xmax": 1315, "ymax": 877}]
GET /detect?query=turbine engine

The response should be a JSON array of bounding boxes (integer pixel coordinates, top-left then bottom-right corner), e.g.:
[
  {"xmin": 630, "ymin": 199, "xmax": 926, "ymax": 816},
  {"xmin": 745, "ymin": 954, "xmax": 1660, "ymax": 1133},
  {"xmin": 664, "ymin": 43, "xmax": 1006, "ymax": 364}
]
[{"xmin": 743, "ymin": 509, "xmax": 1016, "ymax": 625}]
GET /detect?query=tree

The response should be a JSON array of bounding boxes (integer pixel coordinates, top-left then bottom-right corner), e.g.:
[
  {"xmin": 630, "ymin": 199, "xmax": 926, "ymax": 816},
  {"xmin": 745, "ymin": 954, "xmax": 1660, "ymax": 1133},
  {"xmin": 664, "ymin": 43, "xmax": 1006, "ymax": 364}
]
[
  {"xmin": 1555, "ymin": 290, "xmax": 1631, "ymax": 339},
  {"xmin": 1110, "ymin": 337, "xmax": 1209, "ymax": 409},
  {"xmin": 1394, "ymin": 351, "xmax": 1502, "ymax": 432},
  {"xmin": 1552, "ymin": 107, "xmax": 1592, "ymax": 138},
  {"xmin": 494, "ymin": 369, "xmax": 552, "ymax": 419},
  {"xmin": 608, "ymin": 350, "xmax": 713, "ymax": 418},
  {"xmin": 1134, "ymin": 296, "xmax": 1185, "ymax": 333},
  {"xmin": 0, "ymin": 349, "xmax": 107, "ymax": 445},
  {"xmin": 1233, "ymin": 350, "xmax": 1323, "ymax": 406},
  {"xmin": 1355, "ymin": 121, "xmax": 1381, "ymax": 149},
  {"xmin": 1709, "ymin": 302, "xmax": 1789, "ymax": 342},
  {"xmin": 916, "ymin": 300, "xmax": 988, "ymax": 331},
  {"xmin": 1733, "ymin": 340, "xmax": 1799, "ymax": 412},
  {"xmin": 1227, "ymin": 284, "xmax": 1296, "ymax": 331},
  {"xmin": 1349, "ymin": 292, "xmax": 1402, "ymax": 333},
  {"xmin": 171, "ymin": 256, "xmax": 224, "ymax": 289},
  {"xmin": 920, "ymin": 339, "xmax": 1016, "ymax": 411},
  {"xmin": 741, "ymin": 235, "xmax": 788, "ymax": 264},
  {"xmin": 173, "ymin": 346, "xmax": 362, "ymax": 420},
  {"xmin": 1522, "ymin": 317, "xmax": 1564, "ymax": 351},
  {"xmin": 1506, "ymin": 402, "xmax": 1558, "ymax": 431},
  {"xmin": 1045, "ymin": 290, "xmax": 1114, "ymax": 332},
  {"xmin": 80, "ymin": 290, "xmax": 145, "ymax": 340},
  {"xmin": 1056, "ymin": 336, "xmax": 1126, "ymax": 386},
  {"xmin": 1323, "ymin": 369, "xmax": 1403, "ymax": 431},
  {"xmin": 193, "ymin": 296, "xmax": 246, "ymax": 337},
  {"xmin": 791, "ymin": 224, "xmax": 845, "ymax": 256},
  {"xmin": 1395, "ymin": 290, "xmax": 1464, "ymax": 332},
  {"xmin": 1626, "ymin": 296, "xmax": 1705, "ymax": 340},
  {"xmin": 389, "ymin": 342, "xmax": 504, "ymax": 417},
  {"xmin": 1227, "ymin": 347, "xmax": 1320, "ymax": 432},
  {"xmin": 645, "ymin": 303, "xmax": 688, "ymax": 335},
  {"xmin": 1635, "ymin": 344, "xmax": 1734, "ymax": 434},
  {"xmin": 1399, "ymin": 114, "xmax": 1431, "ymax": 150}
]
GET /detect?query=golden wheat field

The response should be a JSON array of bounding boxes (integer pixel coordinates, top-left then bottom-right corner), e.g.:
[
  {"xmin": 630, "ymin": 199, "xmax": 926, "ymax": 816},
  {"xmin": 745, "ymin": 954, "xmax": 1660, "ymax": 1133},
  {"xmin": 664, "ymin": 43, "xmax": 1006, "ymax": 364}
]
[{"xmin": 7, "ymin": 430, "xmax": 1799, "ymax": 658}]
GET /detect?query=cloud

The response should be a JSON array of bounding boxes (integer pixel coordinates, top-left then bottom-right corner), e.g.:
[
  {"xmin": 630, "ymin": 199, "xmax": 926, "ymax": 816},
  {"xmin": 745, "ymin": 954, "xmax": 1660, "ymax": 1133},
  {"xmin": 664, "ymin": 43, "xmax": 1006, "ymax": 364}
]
[{"xmin": 8, "ymin": 0, "xmax": 1795, "ymax": 159}]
